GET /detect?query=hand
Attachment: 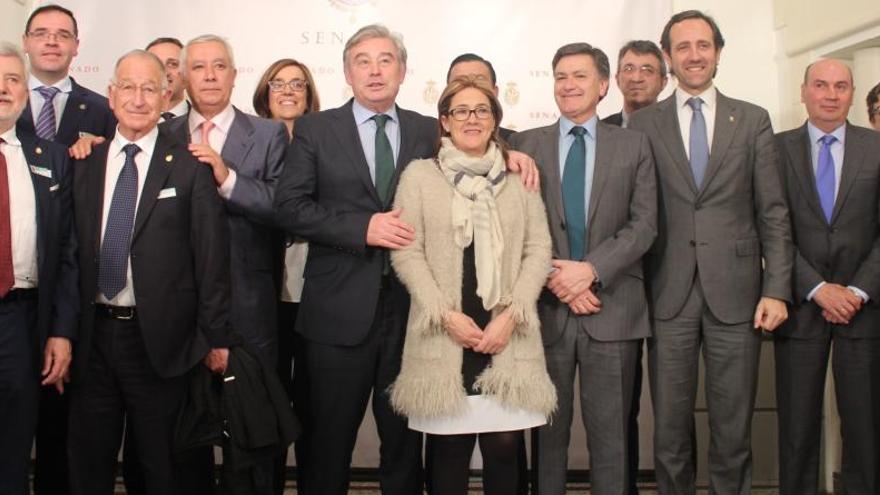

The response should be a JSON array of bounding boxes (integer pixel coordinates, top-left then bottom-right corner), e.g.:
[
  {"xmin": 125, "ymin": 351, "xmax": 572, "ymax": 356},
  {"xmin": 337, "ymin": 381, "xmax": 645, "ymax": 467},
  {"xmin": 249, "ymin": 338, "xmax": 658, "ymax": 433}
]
[
  {"xmin": 188, "ymin": 143, "xmax": 230, "ymax": 186},
  {"xmin": 546, "ymin": 259, "xmax": 597, "ymax": 303},
  {"xmin": 753, "ymin": 296, "xmax": 788, "ymax": 332},
  {"xmin": 204, "ymin": 348, "xmax": 230, "ymax": 374},
  {"xmin": 568, "ymin": 288, "xmax": 602, "ymax": 315},
  {"xmin": 68, "ymin": 135, "xmax": 105, "ymax": 160},
  {"xmin": 813, "ymin": 283, "xmax": 862, "ymax": 325},
  {"xmin": 442, "ymin": 310, "xmax": 483, "ymax": 349},
  {"xmin": 366, "ymin": 208, "xmax": 415, "ymax": 249},
  {"xmin": 473, "ymin": 309, "xmax": 515, "ymax": 354},
  {"xmin": 41, "ymin": 337, "xmax": 72, "ymax": 393},
  {"xmin": 505, "ymin": 150, "xmax": 540, "ymax": 192}
]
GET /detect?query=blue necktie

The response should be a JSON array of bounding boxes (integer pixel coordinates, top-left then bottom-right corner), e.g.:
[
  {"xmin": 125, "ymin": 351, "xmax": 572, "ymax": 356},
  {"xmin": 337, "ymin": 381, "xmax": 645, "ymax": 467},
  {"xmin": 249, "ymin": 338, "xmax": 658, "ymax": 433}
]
[
  {"xmin": 98, "ymin": 144, "xmax": 140, "ymax": 301},
  {"xmin": 372, "ymin": 114, "xmax": 394, "ymax": 203},
  {"xmin": 562, "ymin": 126, "xmax": 587, "ymax": 260},
  {"xmin": 816, "ymin": 134, "xmax": 837, "ymax": 224},
  {"xmin": 35, "ymin": 86, "xmax": 61, "ymax": 141},
  {"xmin": 687, "ymin": 97, "xmax": 709, "ymax": 188}
]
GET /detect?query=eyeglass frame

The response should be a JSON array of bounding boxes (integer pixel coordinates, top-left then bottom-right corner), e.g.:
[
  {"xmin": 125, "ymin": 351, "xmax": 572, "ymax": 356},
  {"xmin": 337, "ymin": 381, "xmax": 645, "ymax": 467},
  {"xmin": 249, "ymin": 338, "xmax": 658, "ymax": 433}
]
[
  {"xmin": 26, "ymin": 29, "xmax": 77, "ymax": 42},
  {"xmin": 268, "ymin": 79, "xmax": 308, "ymax": 93},
  {"xmin": 447, "ymin": 105, "xmax": 493, "ymax": 121}
]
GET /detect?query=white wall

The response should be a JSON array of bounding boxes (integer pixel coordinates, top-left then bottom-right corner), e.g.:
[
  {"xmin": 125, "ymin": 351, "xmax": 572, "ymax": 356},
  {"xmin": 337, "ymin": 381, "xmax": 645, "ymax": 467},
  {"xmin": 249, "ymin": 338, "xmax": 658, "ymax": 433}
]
[{"xmin": 0, "ymin": 0, "xmax": 29, "ymax": 46}]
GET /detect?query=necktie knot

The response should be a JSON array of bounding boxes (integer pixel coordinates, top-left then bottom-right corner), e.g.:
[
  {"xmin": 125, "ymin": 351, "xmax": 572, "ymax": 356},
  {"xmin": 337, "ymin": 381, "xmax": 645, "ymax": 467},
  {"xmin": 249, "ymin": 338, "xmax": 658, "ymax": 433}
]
[
  {"xmin": 122, "ymin": 143, "xmax": 140, "ymax": 161},
  {"xmin": 161, "ymin": 112, "xmax": 175, "ymax": 121},
  {"xmin": 372, "ymin": 114, "xmax": 390, "ymax": 130},
  {"xmin": 570, "ymin": 126, "xmax": 587, "ymax": 138},
  {"xmin": 687, "ymin": 97, "xmax": 704, "ymax": 112},
  {"xmin": 36, "ymin": 86, "xmax": 60, "ymax": 101},
  {"xmin": 819, "ymin": 134, "xmax": 837, "ymax": 147}
]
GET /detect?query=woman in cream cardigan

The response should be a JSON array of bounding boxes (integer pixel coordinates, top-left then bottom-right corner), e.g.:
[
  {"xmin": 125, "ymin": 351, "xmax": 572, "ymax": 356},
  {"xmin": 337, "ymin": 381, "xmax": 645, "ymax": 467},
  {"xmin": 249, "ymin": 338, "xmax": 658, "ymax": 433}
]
[{"xmin": 390, "ymin": 77, "xmax": 556, "ymax": 494}]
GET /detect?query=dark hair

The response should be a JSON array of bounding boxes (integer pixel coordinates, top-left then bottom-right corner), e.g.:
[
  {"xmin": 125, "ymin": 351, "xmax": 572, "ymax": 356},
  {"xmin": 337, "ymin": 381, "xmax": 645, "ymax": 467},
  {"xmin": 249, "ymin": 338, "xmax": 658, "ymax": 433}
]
[
  {"xmin": 446, "ymin": 53, "xmax": 497, "ymax": 85},
  {"xmin": 660, "ymin": 10, "xmax": 725, "ymax": 54},
  {"xmin": 145, "ymin": 37, "xmax": 183, "ymax": 51},
  {"xmin": 436, "ymin": 76, "xmax": 508, "ymax": 161},
  {"xmin": 252, "ymin": 58, "xmax": 321, "ymax": 119},
  {"xmin": 617, "ymin": 40, "xmax": 667, "ymax": 78},
  {"xmin": 551, "ymin": 42, "xmax": 610, "ymax": 80},
  {"xmin": 25, "ymin": 4, "xmax": 78, "ymax": 37},
  {"xmin": 868, "ymin": 82, "xmax": 880, "ymax": 124}
]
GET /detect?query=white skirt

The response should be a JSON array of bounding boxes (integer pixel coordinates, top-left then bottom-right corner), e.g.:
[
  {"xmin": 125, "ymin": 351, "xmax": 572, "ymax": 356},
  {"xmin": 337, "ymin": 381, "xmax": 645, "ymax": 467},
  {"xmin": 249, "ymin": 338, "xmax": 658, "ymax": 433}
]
[{"xmin": 408, "ymin": 394, "xmax": 546, "ymax": 435}]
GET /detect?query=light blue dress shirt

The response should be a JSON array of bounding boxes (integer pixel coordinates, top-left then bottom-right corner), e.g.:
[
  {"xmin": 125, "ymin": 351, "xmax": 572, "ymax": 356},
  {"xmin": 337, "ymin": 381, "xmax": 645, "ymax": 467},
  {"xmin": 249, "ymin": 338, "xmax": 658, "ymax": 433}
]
[
  {"xmin": 558, "ymin": 115, "xmax": 598, "ymax": 228},
  {"xmin": 352, "ymin": 99, "xmax": 401, "ymax": 184}
]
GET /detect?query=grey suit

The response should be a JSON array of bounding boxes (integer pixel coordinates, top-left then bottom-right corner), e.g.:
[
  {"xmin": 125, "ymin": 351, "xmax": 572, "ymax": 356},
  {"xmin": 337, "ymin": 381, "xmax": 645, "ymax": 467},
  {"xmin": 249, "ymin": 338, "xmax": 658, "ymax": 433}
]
[
  {"xmin": 628, "ymin": 90, "xmax": 792, "ymax": 495},
  {"xmin": 775, "ymin": 123, "xmax": 880, "ymax": 495},
  {"xmin": 510, "ymin": 120, "xmax": 656, "ymax": 494}
]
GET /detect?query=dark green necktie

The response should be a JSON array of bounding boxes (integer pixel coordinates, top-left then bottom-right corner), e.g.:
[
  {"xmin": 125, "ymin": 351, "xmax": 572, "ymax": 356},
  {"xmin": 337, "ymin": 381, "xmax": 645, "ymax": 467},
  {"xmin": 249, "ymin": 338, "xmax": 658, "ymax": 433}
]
[
  {"xmin": 562, "ymin": 126, "xmax": 587, "ymax": 260},
  {"xmin": 372, "ymin": 114, "xmax": 394, "ymax": 203}
]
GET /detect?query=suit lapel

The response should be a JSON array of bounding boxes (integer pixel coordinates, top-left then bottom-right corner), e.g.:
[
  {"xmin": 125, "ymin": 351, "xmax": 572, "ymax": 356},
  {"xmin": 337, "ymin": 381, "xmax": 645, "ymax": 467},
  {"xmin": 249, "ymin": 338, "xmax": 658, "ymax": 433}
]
[
  {"xmin": 390, "ymin": 106, "xmax": 416, "ymax": 207},
  {"xmin": 786, "ymin": 125, "xmax": 825, "ymax": 221},
  {"xmin": 654, "ymin": 96, "xmax": 697, "ymax": 194},
  {"xmin": 698, "ymin": 93, "xmax": 740, "ymax": 199},
  {"xmin": 18, "ymin": 134, "xmax": 50, "ymax": 272},
  {"xmin": 832, "ymin": 123, "xmax": 865, "ymax": 224},
  {"xmin": 131, "ymin": 136, "xmax": 173, "ymax": 241},
  {"xmin": 539, "ymin": 122, "xmax": 569, "ymax": 259},
  {"xmin": 18, "ymin": 101, "xmax": 37, "ymax": 136},
  {"xmin": 334, "ymin": 102, "xmax": 382, "ymax": 207},
  {"xmin": 587, "ymin": 123, "xmax": 614, "ymax": 228},
  {"xmin": 221, "ymin": 108, "xmax": 255, "ymax": 173},
  {"xmin": 86, "ymin": 144, "xmax": 110, "ymax": 257},
  {"xmin": 56, "ymin": 79, "xmax": 89, "ymax": 145}
]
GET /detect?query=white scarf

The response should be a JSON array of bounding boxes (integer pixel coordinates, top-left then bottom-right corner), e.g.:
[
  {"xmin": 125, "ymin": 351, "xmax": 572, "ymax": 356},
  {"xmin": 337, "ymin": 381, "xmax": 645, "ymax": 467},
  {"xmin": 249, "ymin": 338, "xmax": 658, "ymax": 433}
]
[{"xmin": 437, "ymin": 137, "xmax": 507, "ymax": 310}]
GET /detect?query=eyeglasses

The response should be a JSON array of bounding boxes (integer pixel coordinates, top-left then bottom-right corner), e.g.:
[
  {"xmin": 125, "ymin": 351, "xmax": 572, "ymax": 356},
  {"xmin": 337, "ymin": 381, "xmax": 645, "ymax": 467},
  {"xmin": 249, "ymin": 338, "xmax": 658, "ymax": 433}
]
[
  {"xmin": 870, "ymin": 105, "xmax": 880, "ymax": 119},
  {"xmin": 448, "ymin": 106, "xmax": 493, "ymax": 121},
  {"xmin": 268, "ymin": 79, "xmax": 308, "ymax": 93},
  {"xmin": 113, "ymin": 81, "xmax": 161, "ymax": 98},
  {"xmin": 27, "ymin": 29, "xmax": 76, "ymax": 42},
  {"xmin": 620, "ymin": 64, "xmax": 659, "ymax": 76}
]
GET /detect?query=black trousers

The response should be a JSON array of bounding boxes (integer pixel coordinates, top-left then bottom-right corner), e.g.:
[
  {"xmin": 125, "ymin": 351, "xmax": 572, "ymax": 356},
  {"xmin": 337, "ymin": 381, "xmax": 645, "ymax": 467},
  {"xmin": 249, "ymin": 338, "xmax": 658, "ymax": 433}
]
[
  {"xmin": 428, "ymin": 431, "xmax": 522, "ymax": 495},
  {"xmin": 302, "ymin": 281, "xmax": 423, "ymax": 494},
  {"xmin": 68, "ymin": 313, "xmax": 188, "ymax": 495},
  {"xmin": 0, "ymin": 291, "xmax": 38, "ymax": 495}
]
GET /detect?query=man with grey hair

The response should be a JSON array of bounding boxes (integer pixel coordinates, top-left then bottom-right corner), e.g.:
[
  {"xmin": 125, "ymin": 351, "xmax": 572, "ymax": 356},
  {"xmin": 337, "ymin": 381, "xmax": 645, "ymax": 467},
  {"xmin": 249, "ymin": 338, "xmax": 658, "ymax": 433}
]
[
  {"xmin": 0, "ymin": 40, "xmax": 77, "ymax": 495},
  {"xmin": 275, "ymin": 23, "xmax": 539, "ymax": 494},
  {"xmin": 65, "ymin": 48, "xmax": 231, "ymax": 494}
]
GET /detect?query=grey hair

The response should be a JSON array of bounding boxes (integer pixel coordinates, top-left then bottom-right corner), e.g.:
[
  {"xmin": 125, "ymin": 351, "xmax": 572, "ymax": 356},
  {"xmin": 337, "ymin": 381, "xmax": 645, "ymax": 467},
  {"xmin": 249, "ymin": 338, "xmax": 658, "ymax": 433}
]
[
  {"xmin": 343, "ymin": 24, "xmax": 407, "ymax": 67},
  {"xmin": 180, "ymin": 34, "xmax": 236, "ymax": 76},
  {"xmin": 111, "ymin": 49, "xmax": 168, "ymax": 90},
  {"xmin": 0, "ymin": 42, "xmax": 29, "ymax": 78}
]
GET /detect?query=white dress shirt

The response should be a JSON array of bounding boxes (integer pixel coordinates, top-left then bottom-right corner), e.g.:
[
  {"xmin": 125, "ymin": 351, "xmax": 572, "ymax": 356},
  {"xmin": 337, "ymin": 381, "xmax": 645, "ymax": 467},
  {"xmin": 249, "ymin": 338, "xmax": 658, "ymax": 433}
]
[
  {"xmin": 0, "ymin": 127, "xmax": 38, "ymax": 289},
  {"xmin": 188, "ymin": 104, "xmax": 237, "ymax": 199},
  {"xmin": 675, "ymin": 85, "xmax": 717, "ymax": 159},
  {"xmin": 352, "ymin": 99, "xmax": 401, "ymax": 183},
  {"xmin": 167, "ymin": 99, "xmax": 189, "ymax": 118},
  {"xmin": 96, "ymin": 126, "xmax": 159, "ymax": 306},
  {"xmin": 28, "ymin": 75, "xmax": 73, "ymax": 134}
]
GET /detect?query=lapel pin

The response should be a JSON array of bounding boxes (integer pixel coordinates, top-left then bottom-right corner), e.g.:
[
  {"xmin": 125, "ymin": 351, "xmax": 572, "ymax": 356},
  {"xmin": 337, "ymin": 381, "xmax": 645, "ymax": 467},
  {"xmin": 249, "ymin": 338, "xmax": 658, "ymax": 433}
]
[
  {"xmin": 165, "ymin": 154, "xmax": 173, "ymax": 163},
  {"xmin": 35, "ymin": 146, "xmax": 43, "ymax": 155},
  {"xmin": 79, "ymin": 103, "xmax": 87, "ymax": 110},
  {"xmin": 729, "ymin": 115, "xmax": 735, "ymax": 122}
]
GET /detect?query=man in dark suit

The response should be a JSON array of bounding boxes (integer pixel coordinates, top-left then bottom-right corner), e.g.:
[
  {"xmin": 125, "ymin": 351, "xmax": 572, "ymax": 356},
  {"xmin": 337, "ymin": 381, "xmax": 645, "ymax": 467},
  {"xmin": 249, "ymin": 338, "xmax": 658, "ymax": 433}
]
[
  {"xmin": 446, "ymin": 53, "xmax": 515, "ymax": 142},
  {"xmin": 66, "ymin": 49, "xmax": 231, "ymax": 495},
  {"xmin": 628, "ymin": 10, "xmax": 793, "ymax": 495},
  {"xmin": 145, "ymin": 37, "xmax": 189, "ymax": 120},
  {"xmin": 510, "ymin": 42, "xmax": 657, "ymax": 495},
  {"xmin": 18, "ymin": 9, "xmax": 116, "ymax": 490},
  {"xmin": 775, "ymin": 58, "xmax": 880, "ymax": 495},
  {"xmin": 603, "ymin": 40, "xmax": 667, "ymax": 128},
  {"xmin": 0, "ymin": 42, "xmax": 77, "ymax": 495}
]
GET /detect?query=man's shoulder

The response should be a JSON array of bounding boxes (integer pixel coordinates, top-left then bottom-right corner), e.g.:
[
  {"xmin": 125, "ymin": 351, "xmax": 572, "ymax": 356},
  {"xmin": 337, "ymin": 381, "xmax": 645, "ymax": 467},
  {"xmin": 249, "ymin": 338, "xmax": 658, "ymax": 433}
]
[
  {"xmin": 601, "ymin": 112, "xmax": 623, "ymax": 126},
  {"xmin": 509, "ymin": 123, "xmax": 556, "ymax": 146},
  {"xmin": 70, "ymin": 78, "xmax": 110, "ymax": 107}
]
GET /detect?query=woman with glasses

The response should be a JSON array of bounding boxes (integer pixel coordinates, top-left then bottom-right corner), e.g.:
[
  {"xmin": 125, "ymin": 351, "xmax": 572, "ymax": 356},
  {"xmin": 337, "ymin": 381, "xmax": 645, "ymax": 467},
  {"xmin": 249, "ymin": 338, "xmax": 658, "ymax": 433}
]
[
  {"xmin": 389, "ymin": 77, "xmax": 556, "ymax": 495},
  {"xmin": 252, "ymin": 58, "xmax": 320, "ymax": 494}
]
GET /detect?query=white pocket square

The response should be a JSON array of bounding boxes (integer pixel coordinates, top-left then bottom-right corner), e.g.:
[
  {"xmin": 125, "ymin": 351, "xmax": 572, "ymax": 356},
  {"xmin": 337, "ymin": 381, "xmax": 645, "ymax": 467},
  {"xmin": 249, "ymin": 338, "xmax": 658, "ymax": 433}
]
[
  {"xmin": 158, "ymin": 187, "xmax": 177, "ymax": 199},
  {"xmin": 49, "ymin": 184, "xmax": 60, "ymax": 192},
  {"xmin": 29, "ymin": 165, "xmax": 52, "ymax": 179}
]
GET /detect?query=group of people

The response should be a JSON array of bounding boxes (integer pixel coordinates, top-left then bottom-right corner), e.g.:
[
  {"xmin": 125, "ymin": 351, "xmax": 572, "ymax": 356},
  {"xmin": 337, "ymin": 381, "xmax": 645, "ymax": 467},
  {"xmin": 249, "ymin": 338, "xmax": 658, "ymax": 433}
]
[{"xmin": 0, "ymin": 4, "xmax": 878, "ymax": 495}]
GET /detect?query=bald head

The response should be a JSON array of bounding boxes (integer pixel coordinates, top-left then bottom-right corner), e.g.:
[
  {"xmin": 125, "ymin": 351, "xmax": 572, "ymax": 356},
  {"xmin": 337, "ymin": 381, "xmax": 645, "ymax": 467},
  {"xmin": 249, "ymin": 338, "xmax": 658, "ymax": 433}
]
[
  {"xmin": 801, "ymin": 58, "xmax": 854, "ymax": 133},
  {"xmin": 803, "ymin": 58, "xmax": 852, "ymax": 85}
]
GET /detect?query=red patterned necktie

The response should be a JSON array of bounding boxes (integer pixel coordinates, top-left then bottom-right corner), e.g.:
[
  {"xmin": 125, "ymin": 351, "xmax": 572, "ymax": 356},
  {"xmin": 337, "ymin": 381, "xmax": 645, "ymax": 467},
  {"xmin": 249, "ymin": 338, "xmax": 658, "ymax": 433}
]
[{"xmin": 0, "ymin": 139, "xmax": 15, "ymax": 297}]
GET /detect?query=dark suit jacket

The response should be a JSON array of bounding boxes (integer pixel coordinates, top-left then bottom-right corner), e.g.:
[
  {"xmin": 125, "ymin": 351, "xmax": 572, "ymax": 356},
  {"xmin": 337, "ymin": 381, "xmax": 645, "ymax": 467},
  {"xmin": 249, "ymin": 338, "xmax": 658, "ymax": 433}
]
[
  {"xmin": 274, "ymin": 99, "xmax": 437, "ymax": 346},
  {"xmin": 72, "ymin": 128, "xmax": 231, "ymax": 381},
  {"xmin": 15, "ymin": 132, "xmax": 78, "ymax": 366},
  {"xmin": 602, "ymin": 112, "xmax": 624, "ymax": 127},
  {"xmin": 17, "ymin": 77, "xmax": 116, "ymax": 147},
  {"xmin": 776, "ymin": 123, "xmax": 880, "ymax": 339},
  {"xmin": 164, "ymin": 109, "xmax": 288, "ymax": 360},
  {"xmin": 510, "ymin": 121, "xmax": 657, "ymax": 344},
  {"xmin": 629, "ymin": 91, "xmax": 793, "ymax": 323}
]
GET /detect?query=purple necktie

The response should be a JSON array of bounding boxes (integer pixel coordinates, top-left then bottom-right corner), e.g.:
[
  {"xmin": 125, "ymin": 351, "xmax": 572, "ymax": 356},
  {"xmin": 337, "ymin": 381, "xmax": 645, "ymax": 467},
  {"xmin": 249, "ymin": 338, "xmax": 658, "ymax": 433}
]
[
  {"xmin": 35, "ymin": 86, "xmax": 61, "ymax": 141},
  {"xmin": 816, "ymin": 134, "xmax": 837, "ymax": 224}
]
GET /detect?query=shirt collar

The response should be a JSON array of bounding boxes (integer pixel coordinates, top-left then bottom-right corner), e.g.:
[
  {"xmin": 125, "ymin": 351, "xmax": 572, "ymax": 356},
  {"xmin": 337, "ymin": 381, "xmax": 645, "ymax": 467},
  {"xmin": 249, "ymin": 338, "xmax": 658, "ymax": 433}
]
[
  {"xmin": 29, "ymin": 74, "xmax": 72, "ymax": 93},
  {"xmin": 109, "ymin": 125, "xmax": 159, "ymax": 160},
  {"xmin": 352, "ymin": 99, "xmax": 399, "ymax": 126},
  {"xmin": 1, "ymin": 126, "xmax": 21, "ymax": 147},
  {"xmin": 676, "ymin": 84, "xmax": 717, "ymax": 110},
  {"xmin": 559, "ymin": 114, "xmax": 598, "ymax": 139},
  {"xmin": 168, "ymin": 99, "xmax": 189, "ymax": 117},
  {"xmin": 807, "ymin": 121, "xmax": 846, "ymax": 146},
  {"xmin": 188, "ymin": 103, "xmax": 235, "ymax": 135}
]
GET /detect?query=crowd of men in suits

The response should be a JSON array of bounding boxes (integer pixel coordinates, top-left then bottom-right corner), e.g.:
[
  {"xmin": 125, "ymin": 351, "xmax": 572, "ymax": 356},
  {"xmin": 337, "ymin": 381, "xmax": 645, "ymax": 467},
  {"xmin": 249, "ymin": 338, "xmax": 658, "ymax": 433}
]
[{"xmin": 0, "ymin": 3, "xmax": 878, "ymax": 495}]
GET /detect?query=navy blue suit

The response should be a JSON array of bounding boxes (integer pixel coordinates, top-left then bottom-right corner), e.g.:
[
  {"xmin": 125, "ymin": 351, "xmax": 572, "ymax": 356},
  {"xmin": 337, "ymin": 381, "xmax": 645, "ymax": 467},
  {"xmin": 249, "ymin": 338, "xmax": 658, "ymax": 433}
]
[{"xmin": 17, "ymin": 77, "xmax": 116, "ymax": 147}]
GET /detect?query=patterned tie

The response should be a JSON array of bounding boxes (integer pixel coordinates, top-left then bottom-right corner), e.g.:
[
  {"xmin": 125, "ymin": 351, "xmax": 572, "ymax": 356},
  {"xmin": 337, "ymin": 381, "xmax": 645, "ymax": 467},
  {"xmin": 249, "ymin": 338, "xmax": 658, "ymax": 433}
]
[
  {"xmin": 816, "ymin": 134, "xmax": 837, "ymax": 224},
  {"xmin": 98, "ymin": 144, "xmax": 140, "ymax": 301},
  {"xmin": 35, "ymin": 86, "xmax": 61, "ymax": 141},
  {"xmin": 371, "ymin": 114, "xmax": 394, "ymax": 203},
  {"xmin": 687, "ymin": 97, "xmax": 709, "ymax": 188},
  {"xmin": 0, "ymin": 139, "xmax": 13, "ymax": 297},
  {"xmin": 562, "ymin": 126, "xmax": 587, "ymax": 260}
]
